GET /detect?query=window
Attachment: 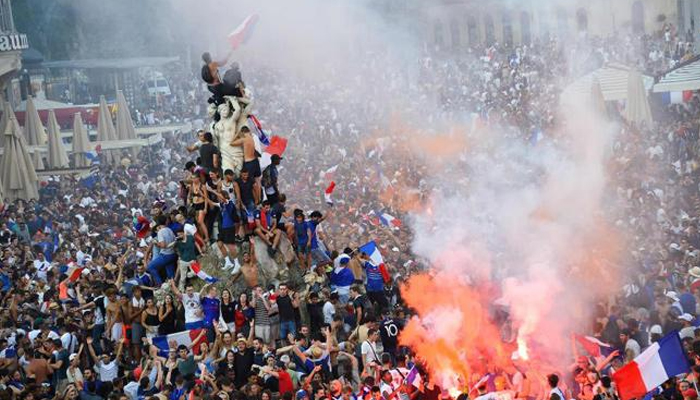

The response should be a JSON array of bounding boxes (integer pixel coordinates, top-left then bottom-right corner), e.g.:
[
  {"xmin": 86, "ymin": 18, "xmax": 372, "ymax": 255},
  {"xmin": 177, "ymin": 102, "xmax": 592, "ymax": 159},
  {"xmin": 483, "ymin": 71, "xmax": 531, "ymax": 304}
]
[
  {"xmin": 502, "ymin": 12, "xmax": 513, "ymax": 47},
  {"xmin": 556, "ymin": 9, "xmax": 568, "ymax": 38},
  {"xmin": 450, "ymin": 19, "xmax": 461, "ymax": 48},
  {"xmin": 576, "ymin": 8, "xmax": 588, "ymax": 32},
  {"xmin": 434, "ymin": 20, "xmax": 444, "ymax": 48},
  {"xmin": 467, "ymin": 15, "xmax": 478, "ymax": 45},
  {"xmin": 0, "ymin": 0, "xmax": 14, "ymax": 33},
  {"xmin": 632, "ymin": 1, "xmax": 645, "ymax": 33},
  {"xmin": 484, "ymin": 14, "xmax": 495, "ymax": 45},
  {"xmin": 520, "ymin": 12, "xmax": 531, "ymax": 44}
]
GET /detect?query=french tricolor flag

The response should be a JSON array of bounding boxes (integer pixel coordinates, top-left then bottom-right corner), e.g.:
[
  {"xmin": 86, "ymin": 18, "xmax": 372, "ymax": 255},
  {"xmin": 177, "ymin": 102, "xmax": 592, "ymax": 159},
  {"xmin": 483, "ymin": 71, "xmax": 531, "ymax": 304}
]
[
  {"xmin": 190, "ymin": 261, "xmax": 218, "ymax": 284},
  {"xmin": 378, "ymin": 212, "xmax": 401, "ymax": 229},
  {"xmin": 359, "ymin": 240, "xmax": 391, "ymax": 283},
  {"xmin": 612, "ymin": 331, "xmax": 690, "ymax": 400},
  {"xmin": 152, "ymin": 329, "xmax": 207, "ymax": 357},
  {"xmin": 324, "ymin": 181, "xmax": 336, "ymax": 206},
  {"xmin": 259, "ymin": 135, "xmax": 288, "ymax": 170},
  {"xmin": 661, "ymin": 91, "xmax": 693, "ymax": 104},
  {"xmin": 574, "ymin": 334, "xmax": 614, "ymax": 357},
  {"xmin": 66, "ymin": 263, "xmax": 84, "ymax": 282},
  {"xmin": 248, "ymin": 115, "xmax": 270, "ymax": 146},
  {"xmin": 228, "ymin": 15, "xmax": 259, "ymax": 50}
]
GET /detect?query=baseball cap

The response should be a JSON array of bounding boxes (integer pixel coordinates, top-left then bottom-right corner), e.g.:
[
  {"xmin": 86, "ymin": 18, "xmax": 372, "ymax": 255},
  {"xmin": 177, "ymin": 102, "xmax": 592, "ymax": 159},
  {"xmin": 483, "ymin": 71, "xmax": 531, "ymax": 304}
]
[
  {"xmin": 296, "ymin": 390, "xmax": 309, "ymax": 399},
  {"xmin": 679, "ymin": 313, "xmax": 694, "ymax": 322},
  {"xmin": 271, "ymin": 154, "xmax": 283, "ymax": 162},
  {"xmin": 666, "ymin": 291, "xmax": 680, "ymax": 302},
  {"xmin": 69, "ymin": 353, "xmax": 78, "ymax": 362}
]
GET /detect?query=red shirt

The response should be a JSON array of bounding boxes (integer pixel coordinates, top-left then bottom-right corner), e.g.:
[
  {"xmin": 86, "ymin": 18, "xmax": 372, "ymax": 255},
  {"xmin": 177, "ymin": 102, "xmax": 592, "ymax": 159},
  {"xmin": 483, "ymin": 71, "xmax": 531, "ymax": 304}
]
[{"xmin": 278, "ymin": 370, "xmax": 293, "ymax": 395}]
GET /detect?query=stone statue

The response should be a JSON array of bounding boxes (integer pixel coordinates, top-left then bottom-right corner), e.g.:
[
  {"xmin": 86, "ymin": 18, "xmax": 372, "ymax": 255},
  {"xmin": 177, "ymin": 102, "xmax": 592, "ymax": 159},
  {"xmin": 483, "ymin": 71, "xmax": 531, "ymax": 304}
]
[{"xmin": 214, "ymin": 96, "xmax": 245, "ymax": 176}]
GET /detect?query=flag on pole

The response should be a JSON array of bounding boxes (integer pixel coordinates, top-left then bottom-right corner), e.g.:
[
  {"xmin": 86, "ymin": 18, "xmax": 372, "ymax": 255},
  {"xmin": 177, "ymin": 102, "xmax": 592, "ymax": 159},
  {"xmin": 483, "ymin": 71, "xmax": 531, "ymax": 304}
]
[
  {"xmin": 66, "ymin": 263, "xmax": 84, "ymax": 282},
  {"xmin": 259, "ymin": 135, "xmax": 288, "ymax": 170},
  {"xmin": 228, "ymin": 15, "xmax": 259, "ymax": 50},
  {"xmin": 248, "ymin": 115, "xmax": 270, "ymax": 146},
  {"xmin": 359, "ymin": 240, "xmax": 390, "ymax": 282},
  {"xmin": 190, "ymin": 261, "xmax": 218, "ymax": 284},
  {"xmin": 152, "ymin": 329, "xmax": 207, "ymax": 356},
  {"xmin": 378, "ymin": 212, "xmax": 401, "ymax": 228},
  {"xmin": 324, "ymin": 181, "xmax": 336, "ymax": 206},
  {"xmin": 574, "ymin": 334, "xmax": 614, "ymax": 357},
  {"xmin": 404, "ymin": 366, "xmax": 419, "ymax": 386},
  {"xmin": 612, "ymin": 331, "xmax": 690, "ymax": 400},
  {"xmin": 320, "ymin": 165, "xmax": 339, "ymax": 181}
]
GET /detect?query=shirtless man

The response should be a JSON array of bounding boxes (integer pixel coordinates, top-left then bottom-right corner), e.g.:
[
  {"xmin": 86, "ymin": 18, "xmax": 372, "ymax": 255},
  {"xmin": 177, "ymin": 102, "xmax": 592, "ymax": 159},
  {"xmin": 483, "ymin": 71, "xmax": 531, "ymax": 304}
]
[
  {"xmin": 231, "ymin": 126, "xmax": 261, "ymax": 204},
  {"xmin": 233, "ymin": 243, "xmax": 258, "ymax": 289},
  {"xmin": 104, "ymin": 288, "xmax": 124, "ymax": 342}
]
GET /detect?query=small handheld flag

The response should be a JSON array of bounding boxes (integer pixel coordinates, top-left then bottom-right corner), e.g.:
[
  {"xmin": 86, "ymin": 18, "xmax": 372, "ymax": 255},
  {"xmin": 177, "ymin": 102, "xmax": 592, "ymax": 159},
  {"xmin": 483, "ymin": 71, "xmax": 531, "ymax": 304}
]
[{"xmin": 325, "ymin": 181, "xmax": 336, "ymax": 206}]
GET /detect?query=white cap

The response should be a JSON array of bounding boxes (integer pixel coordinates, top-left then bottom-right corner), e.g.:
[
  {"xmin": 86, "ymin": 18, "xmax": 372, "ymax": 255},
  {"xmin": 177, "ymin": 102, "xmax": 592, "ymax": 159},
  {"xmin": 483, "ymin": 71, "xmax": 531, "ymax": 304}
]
[
  {"xmin": 666, "ymin": 291, "xmax": 680, "ymax": 302},
  {"xmin": 679, "ymin": 313, "xmax": 694, "ymax": 322}
]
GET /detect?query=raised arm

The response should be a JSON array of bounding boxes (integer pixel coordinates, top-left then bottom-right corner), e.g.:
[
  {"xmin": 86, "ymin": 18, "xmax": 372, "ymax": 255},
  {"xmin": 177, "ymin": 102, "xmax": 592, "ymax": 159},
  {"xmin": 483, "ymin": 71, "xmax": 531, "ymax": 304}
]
[
  {"xmin": 246, "ymin": 319, "xmax": 255, "ymax": 346},
  {"xmin": 115, "ymin": 338, "xmax": 125, "ymax": 361},
  {"xmin": 86, "ymin": 337, "xmax": 99, "ymax": 364},
  {"xmin": 170, "ymin": 279, "xmax": 183, "ymax": 299}
]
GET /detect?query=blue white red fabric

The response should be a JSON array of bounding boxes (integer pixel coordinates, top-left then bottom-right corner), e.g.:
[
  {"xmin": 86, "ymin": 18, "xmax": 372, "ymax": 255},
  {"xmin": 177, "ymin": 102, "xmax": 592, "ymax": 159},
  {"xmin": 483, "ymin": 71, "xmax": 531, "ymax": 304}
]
[
  {"xmin": 661, "ymin": 91, "xmax": 693, "ymax": 104},
  {"xmin": 190, "ymin": 261, "xmax": 218, "ymax": 284},
  {"xmin": 574, "ymin": 334, "xmax": 614, "ymax": 357},
  {"xmin": 360, "ymin": 241, "xmax": 384, "ymax": 267},
  {"xmin": 359, "ymin": 240, "xmax": 390, "ymax": 284},
  {"xmin": 404, "ymin": 365, "xmax": 419, "ymax": 386},
  {"xmin": 612, "ymin": 331, "xmax": 690, "ymax": 400},
  {"xmin": 228, "ymin": 15, "xmax": 259, "ymax": 50},
  {"xmin": 378, "ymin": 212, "xmax": 401, "ymax": 228},
  {"xmin": 151, "ymin": 329, "xmax": 207, "ymax": 357},
  {"xmin": 248, "ymin": 115, "xmax": 270, "ymax": 146},
  {"xmin": 259, "ymin": 135, "xmax": 288, "ymax": 170},
  {"xmin": 324, "ymin": 181, "xmax": 335, "ymax": 205},
  {"xmin": 65, "ymin": 262, "xmax": 84, "ymax": 282}
]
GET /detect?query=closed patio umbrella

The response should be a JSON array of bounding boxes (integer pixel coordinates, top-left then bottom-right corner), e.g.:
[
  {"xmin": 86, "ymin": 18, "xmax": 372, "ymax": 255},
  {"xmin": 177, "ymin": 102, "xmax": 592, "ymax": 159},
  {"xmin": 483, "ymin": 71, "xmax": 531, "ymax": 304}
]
[
  {"xmin": 97, "ymin": 95, "xmax": 118, "ymax": 164},
  {"xmin": 1, "ymin": 114, "xmax": 38, "ymax": 201},
  {"xmin": 115, "ymin": 90, "xmax": 139, "ymax": 157},
  {"xmin": 0, "ymin": 101, "xmax": 13, "ymax": 148},
  {"xmin": 23, "ymin": 96, "xmax": 47, "ymax": 145},
  {"xmin": 591, "ymin": 78, "xmax": 607, "ymax": 116},
  {"xmin": 72, "ymin": 112, "xmax": 93, "ymax": 168},
  {"xmin": 31, "ymin": 149, "xmax": 45, "ymax": 171},
  {"xmin": 46, "ymin": 109, "xmax": 70, "ymax": 169},
  {"xmin": 625, "ymin": 69, "xmax": 653, "ymax": 126}
]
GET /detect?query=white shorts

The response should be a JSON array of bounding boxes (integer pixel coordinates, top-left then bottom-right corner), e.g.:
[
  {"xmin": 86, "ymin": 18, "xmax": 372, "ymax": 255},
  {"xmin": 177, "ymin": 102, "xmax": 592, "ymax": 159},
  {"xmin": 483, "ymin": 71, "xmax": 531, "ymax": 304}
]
[{"xmin": 110, "ymin": 322, "xmax": 123, "ymax": 341}]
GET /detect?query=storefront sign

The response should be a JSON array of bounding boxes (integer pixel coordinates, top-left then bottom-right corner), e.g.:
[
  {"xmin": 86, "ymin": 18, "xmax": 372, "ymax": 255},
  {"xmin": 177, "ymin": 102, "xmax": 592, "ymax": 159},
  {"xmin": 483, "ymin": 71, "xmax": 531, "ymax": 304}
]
[{"xmin": 0, "ymin": 33, "xmax": 28, "ymax": 52}]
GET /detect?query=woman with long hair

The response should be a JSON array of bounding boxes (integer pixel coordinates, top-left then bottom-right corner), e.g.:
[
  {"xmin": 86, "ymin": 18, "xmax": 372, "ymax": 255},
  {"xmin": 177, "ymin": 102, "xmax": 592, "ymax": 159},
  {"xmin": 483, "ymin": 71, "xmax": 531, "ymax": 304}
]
[
  {"xmin": 221, "ymin": 289, "xmax": 236, "ymax": 333},
  {"xmin": 235, "ymin": 291, "xmax": 254, "ymax": 337},
  {"xmin": 158, "ymin": 294, "xmax": 177, "ymax": 335},
  {"xmin": 190, "ymin": 169, "xmax": 210, "ymax": 244},
  {"xmin": 141, "ymin": 297, "xmax": 160, "ymax": 339}
]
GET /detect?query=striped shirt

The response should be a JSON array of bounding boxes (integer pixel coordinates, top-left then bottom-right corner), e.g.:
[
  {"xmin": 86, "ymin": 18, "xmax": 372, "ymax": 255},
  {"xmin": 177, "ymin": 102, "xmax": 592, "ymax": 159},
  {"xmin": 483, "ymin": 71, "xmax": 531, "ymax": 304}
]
[{"xmin": 254, "ymin": 297, "xmax": 271, "ymax": 325}]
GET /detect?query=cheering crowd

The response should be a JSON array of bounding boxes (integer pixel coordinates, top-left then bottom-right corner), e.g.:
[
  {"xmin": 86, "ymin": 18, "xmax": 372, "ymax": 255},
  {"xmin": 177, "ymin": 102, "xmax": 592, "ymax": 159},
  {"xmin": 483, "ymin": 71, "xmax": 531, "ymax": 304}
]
[{"xmin": 2, "ymin": 23, "xmax": 700, "ymax": 400}]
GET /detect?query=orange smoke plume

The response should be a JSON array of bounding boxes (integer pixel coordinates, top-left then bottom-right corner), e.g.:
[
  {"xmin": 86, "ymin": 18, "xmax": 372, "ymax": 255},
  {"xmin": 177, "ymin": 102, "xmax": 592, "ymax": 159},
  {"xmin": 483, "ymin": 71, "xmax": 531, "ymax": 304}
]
[{"xmin": 400, "ymin": 272, "xmax": 513, "ymax": 389}]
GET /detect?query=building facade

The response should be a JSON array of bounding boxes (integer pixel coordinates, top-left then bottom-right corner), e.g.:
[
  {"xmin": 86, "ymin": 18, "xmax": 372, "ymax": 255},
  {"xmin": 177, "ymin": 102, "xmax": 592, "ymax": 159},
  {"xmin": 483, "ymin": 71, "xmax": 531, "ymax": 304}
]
[
  {"xmin": 0, "ymin": 0, "xmax": 27, "ymax": 103},
  {"xmin": 420, "ymin": 0, "xmax": 680, "ymax": 49}
]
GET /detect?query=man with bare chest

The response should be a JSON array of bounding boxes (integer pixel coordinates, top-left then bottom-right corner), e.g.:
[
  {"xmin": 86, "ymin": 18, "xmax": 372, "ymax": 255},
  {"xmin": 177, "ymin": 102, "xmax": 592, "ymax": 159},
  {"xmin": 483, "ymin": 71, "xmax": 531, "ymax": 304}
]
[{"xmin": 231, "ymin": 126, "xmax": 262, "ymax": 204}]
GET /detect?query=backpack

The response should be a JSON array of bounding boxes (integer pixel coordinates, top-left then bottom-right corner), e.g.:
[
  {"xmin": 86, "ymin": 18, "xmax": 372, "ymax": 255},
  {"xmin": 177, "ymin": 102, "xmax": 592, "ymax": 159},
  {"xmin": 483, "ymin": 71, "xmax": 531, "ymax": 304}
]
[
  {"xmin": 201, "ymin": 64, "xmax": 214, "ymax": 84},
  {"xmin": 261, "ymin": 166, "xmax": 273, "ymax": 188}
]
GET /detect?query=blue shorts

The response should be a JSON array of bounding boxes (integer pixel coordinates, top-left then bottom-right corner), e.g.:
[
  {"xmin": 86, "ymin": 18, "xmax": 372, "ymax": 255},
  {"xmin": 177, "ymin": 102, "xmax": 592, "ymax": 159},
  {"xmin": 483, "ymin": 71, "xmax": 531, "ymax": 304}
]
[{"xmin": 296, "ymin": 243, "xmax": 310, "ymax": 255}]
